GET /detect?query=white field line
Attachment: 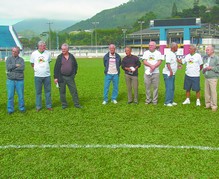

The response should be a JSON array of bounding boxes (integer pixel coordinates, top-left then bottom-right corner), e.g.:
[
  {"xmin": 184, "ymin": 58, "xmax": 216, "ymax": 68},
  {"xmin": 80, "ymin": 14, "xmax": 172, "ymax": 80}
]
[{"xmin": 0, "ymin": 144, "xmax": 219, "ymax": 151}]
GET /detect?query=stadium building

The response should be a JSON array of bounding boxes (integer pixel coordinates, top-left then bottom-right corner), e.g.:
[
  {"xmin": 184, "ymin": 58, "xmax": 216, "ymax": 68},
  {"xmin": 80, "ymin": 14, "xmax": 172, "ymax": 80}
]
[
  {"xmin": 126, "ymin": 23, "xmax": 219, "ymax": 55},
  {"xmin": 0, "ymin": 25, "xmax": 22, "ymax": 60}
]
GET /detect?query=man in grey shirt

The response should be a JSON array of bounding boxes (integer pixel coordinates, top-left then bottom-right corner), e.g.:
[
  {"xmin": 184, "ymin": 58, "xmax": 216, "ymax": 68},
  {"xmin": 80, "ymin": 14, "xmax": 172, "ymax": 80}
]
[
  {"xmin": 54, "ymin": 43, "xmax": 82, "ymax": 109},
  {"xmin": 202, "ymin": 45, "xmax": 219, "ymax": 112},
  {"xmin": 6, "ymin": 47, "xmax": 25, "ymax": 114}
]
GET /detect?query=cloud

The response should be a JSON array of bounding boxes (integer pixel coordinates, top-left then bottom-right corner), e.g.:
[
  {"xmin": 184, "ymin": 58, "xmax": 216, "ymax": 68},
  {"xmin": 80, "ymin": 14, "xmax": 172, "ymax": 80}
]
[{"xmin": 0, "ymin": 0, "xmax": 128, "ymax": 21}]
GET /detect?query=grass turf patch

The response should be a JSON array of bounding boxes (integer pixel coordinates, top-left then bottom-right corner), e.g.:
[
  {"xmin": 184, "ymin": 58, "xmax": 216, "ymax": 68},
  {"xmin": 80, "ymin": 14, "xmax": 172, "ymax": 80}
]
[{"xmin": 0, "ymin": 58, "xmax": 218, "ymax": 177}]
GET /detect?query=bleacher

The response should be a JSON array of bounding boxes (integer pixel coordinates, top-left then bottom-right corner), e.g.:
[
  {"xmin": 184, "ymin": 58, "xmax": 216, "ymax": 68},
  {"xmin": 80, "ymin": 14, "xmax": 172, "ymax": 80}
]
[{"xmin": 0, "ymin": 25, "xmax": 22, "ymax": 60}]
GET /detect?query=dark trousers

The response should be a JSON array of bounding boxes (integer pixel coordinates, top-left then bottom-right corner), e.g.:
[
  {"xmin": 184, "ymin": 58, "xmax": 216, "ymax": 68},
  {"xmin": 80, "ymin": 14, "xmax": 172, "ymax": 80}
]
[{"xmin": 59, "ymin": 74, "xmax": 79, "ymax": 108}]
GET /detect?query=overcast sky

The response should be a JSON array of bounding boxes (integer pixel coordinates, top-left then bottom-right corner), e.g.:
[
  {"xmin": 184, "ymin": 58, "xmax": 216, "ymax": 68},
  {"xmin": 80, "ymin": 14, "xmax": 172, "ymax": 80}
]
[{"xmin": 0, "ymin": 0, "xmax": 129, "ymax": 25}]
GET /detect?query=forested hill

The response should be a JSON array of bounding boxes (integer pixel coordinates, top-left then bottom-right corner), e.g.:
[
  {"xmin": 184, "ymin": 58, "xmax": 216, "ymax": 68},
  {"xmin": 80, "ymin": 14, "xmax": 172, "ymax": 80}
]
[{"xmin": 63, "ymin": 0, "xmax": 215, "ymax": 32}]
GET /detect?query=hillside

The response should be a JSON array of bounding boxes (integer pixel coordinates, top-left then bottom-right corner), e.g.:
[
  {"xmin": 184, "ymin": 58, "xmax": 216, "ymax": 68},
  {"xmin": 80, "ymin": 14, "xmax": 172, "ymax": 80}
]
[
  {"xmin": 63, "ymin": 0, "xmax": 215, "ymax": 32},
  {"xmin": 14, "ymin": 19, "xmax": 78, "ymax": 35}
]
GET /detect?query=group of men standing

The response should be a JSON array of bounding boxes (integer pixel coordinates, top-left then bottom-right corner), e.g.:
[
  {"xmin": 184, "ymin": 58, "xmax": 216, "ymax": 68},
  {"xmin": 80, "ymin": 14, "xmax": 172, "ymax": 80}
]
[
  {"xmin": 6, "ymin": 41, "xmax": 82, "ymax": 114},
  {"xmin": 102, "ymin": 42, "xmax": 219, "ymax": 112},
  {"xmin": 5, "ymin": 41, "xmax": 219, "ymax": 114}
]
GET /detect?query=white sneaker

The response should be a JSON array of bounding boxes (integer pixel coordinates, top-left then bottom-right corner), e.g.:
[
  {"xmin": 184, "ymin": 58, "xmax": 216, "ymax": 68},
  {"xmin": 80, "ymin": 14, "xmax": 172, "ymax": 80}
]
[
  {"xmin": 172, "ymin": 102, "xmax": 177, "ymax": 106},
  {"xmin": 164, "ymin": 103, "xmax": 173, "ymax": 107},
  {"xmin": 182, "ymin": 98, "xmax": 190, "ymax": 105},
  {"xmin": 112, "ymin": 100, "xmax": 118, "ymax": 104},
  {"xmin": 196, "ymin": 99, "xmax": 201, "ymax": 106},
  {"xmin": 102, "ymin": 101, "xmax": 107, "ymax": 105}
]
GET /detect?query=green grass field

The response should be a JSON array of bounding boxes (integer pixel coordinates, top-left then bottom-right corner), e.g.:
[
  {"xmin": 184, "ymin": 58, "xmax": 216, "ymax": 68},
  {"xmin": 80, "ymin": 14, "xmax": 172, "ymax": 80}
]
[{"xmin": 0, "ymin": 58, "xmax": 219, "ymax": 178}]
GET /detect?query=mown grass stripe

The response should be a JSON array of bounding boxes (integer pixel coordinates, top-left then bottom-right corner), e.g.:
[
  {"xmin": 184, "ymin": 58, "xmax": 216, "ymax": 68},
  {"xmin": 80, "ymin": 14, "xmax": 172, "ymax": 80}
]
[{"xmin": 0, "ymin": 144, "xmax": 219, "ymax": 151}]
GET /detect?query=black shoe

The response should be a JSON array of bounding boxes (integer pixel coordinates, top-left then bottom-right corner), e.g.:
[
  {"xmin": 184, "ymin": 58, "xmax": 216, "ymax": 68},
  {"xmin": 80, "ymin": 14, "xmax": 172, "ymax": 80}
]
[
  {"xmin": 8, "ymin": 112, "xmax": 13, "ymax": 115},
  {"xmin": 75, "ymin": 105, "xmax": 83, "ymax": 108},
  {"xmin": 127, "ymin": 101, "xmax": 132, "ymax": 104},
  {"xmin": 20, "ymin": 110, "xmax": 26, "ymax": 113},
  {"xmin": 134, "ymin": 102, "xmax": 138, "ymax": 105}
]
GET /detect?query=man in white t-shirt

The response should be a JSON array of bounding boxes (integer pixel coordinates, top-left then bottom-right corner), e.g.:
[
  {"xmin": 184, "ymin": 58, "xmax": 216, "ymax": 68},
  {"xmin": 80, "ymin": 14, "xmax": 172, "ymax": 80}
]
[
  {"xmin": 143, "ymin": 41, "xmax": 163, "ymax": 105},
  {"xmin": 178, "ymin": 45, "xmax": 203, "ymax": 106},
  {"xmin": 30, "ymin": 41, "xmax": 52, "ymax": 111},
  {"xmin": 163, "ymin": 42, "xmax": 178, "ymax": 107}
]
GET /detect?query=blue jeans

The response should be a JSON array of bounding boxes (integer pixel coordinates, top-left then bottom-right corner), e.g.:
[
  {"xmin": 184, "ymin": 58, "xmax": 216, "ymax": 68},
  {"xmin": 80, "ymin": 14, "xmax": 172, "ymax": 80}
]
[
  {"xmin": 34, "ymin": 76, "xmax": 52, "ymax": 109},
  {"xmin": 7, "ymin": 79, "xmax": 25, "ymax": 113},
  {"xmin": 103, "ymin": 74, "xmax": 119, "ymax": 102},
  {"xmin": 163, "ymin": 74, "xmax": 175, "ymax": 104}
]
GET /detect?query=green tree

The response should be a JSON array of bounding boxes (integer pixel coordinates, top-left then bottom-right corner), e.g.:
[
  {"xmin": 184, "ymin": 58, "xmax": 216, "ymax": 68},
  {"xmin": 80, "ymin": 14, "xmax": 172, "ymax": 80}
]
[
  {"xmin": 19, "ymin": 38, "xmax": 30, "ymax": 49},
  {"xmin": 171, "ymin": 2, "xmax": 178, "ymax": 17},
  {"xmin": 211, "ymin": 5, "xmax": 219, "ymax": 23},
  {"xmin": 177, "ymin": 4, "xmax": 219, "ymax": 24},
  {"xmin": 132, "ymin": 11, "xmax": 157, "ymax": 32},
  {"xmin": 29, "ymin": 37, "xmax": 41, "ymax": 50},
  {"xmin": 194, "ymin": 0, "xmax": 199, "ymax": 7}
]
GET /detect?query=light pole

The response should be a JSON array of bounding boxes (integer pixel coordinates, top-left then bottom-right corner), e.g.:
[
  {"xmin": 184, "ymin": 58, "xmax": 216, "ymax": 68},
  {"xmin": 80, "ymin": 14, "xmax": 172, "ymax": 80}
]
[
  {"xmin": 90, "ymin": 29, "xmax": 93, "ymax": 50},
  {"xmin": 122, "ymin": 29, "xmax": 127, "ymax": 48},
  {"xmin": 47, "ymin": 22, "xmax": 53, "ymax": 50},
  {"xmin": 92, "ymin": 22, "xmax": 99, "ymax": 56},
  {"xmin": 138, "ymin": 21, "xmax": 145, "ymax": 55},
  {"xmin": 56, "ymin": 31, "xmax": 59, "ymax": 50}
]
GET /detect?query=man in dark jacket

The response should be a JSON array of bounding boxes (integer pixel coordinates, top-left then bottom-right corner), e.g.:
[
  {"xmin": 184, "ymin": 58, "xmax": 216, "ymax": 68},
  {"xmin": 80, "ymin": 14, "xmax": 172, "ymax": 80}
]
[
  {"xmin": 54, "ymin": 43, "xmax": 82, "ymax": 109},
  {"xmin": 103, "ymin": 44, "xmax": 121, "ymax": 105},
  {"xmin": 6, "ymin": 47, "xmax": 25, "ymax": 114},
  {"xmin": 122, "ymin": 46, "xmax": 141, "ymax": 104}
]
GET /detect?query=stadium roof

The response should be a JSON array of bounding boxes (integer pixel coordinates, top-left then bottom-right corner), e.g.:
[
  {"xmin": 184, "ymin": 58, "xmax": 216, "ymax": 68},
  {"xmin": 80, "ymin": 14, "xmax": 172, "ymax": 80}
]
[
  {"xmin": 0, "ymin": 25, "xmax": 22, "ymax": 50},
  {"xmin": 128, "ymin": 23, "xmax": 219, "ymax": 39}
]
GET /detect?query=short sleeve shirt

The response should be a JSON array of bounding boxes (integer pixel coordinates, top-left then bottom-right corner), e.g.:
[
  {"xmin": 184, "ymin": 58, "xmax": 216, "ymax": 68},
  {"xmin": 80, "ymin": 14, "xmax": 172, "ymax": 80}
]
[
  {"xmin": 182, "ymin": 53, "xmax": 203, "ymax": 77},
  {"xmin": 30, "ymin": 50, "xmax": 51, "ymax": 77},
  {"xmin": 143, "ymin": 50, "xmax": 163, "ymax": 74},
  {"xmin": 163, "ymin": 51, "xmax": 178, "ymax": 75}
]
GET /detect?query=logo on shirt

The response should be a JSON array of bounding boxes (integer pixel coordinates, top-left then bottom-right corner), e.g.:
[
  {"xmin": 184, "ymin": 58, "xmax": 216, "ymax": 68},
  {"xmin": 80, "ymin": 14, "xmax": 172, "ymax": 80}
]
[
  {"xmin": 149, "ymin": 55, "xmax": 155, "ymax": 61},
  {"xmin": 188, "ymin": 58, "xmax": 194, "ymax": 64},
  {"xmin": 38, "ymin": 56, "xmax": 45, "ymax": 63}
]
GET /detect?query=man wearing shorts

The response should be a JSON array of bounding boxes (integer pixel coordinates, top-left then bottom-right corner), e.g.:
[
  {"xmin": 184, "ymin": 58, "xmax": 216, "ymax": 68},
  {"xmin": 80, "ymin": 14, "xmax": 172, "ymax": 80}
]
[{"xmin": 179, "ymin": 45, "xmax": 203, "ymax": 106}]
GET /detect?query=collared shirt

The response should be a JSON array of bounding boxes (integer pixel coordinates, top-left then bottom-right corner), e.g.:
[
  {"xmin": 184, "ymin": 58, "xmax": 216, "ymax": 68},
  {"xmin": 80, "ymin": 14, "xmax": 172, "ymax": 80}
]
[
  {"xmin": 203, "ymin": 54, "xmax": 219, "ymax": 79},
  {"xmin": 61, "ymin": 56, "xmax": 73, "ymax": 76}
]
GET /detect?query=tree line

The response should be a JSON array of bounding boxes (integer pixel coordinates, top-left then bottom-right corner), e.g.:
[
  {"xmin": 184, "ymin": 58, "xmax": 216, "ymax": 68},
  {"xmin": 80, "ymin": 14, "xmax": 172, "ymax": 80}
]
[{"xmin": 172, "ymin": 0, "xmax": 219, "ymax": 24}]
